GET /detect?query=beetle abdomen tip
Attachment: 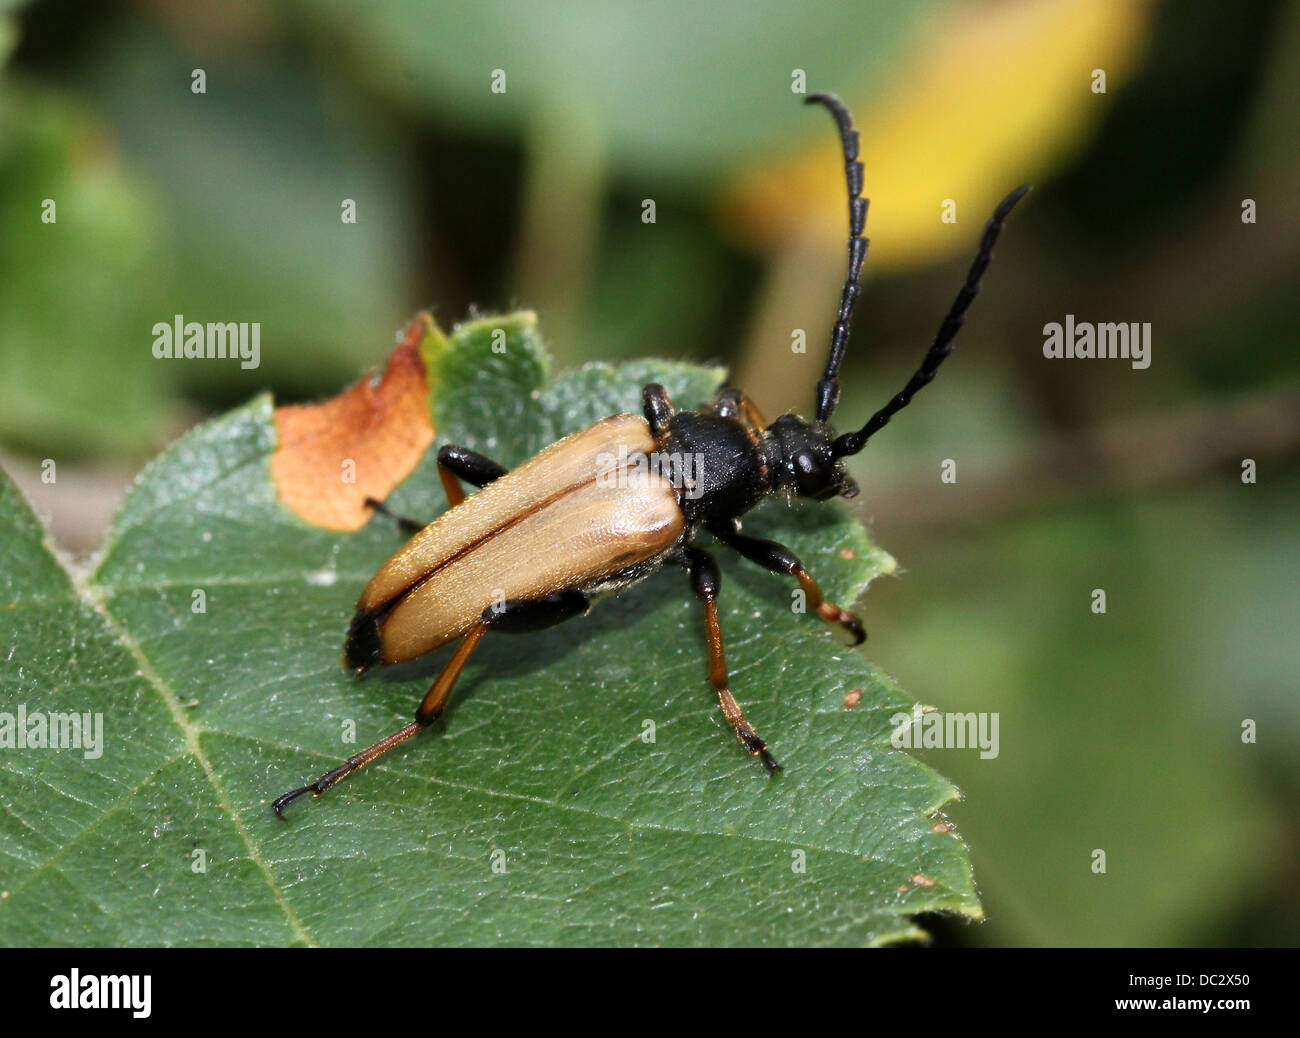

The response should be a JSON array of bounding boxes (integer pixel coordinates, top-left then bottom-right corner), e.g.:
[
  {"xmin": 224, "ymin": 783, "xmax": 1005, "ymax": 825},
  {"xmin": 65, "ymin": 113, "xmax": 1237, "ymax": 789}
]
[{"xmin": 344, "ymin": 607, "xmax": 384, "ymax": 673}]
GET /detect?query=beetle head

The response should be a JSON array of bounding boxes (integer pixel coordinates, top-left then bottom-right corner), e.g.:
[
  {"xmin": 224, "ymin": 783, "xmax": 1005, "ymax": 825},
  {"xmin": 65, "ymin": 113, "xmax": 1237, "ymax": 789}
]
[{"xmin": 766, "ymin": 414, "xmax": 859, "ymax": 501}]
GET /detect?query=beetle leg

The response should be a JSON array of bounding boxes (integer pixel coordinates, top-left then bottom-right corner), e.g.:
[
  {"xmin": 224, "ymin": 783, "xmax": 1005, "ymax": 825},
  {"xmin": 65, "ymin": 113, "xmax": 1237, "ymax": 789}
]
[
  {"xmin": 710, "ymin": 386, "xmax": 768, "ymax": 431},
  {"xmin": 363, "ymin": 497, "xmax": 424, "ymax": 534},
  {"xmin": 272, "ymin": 720, "xmax": 425, "ymax": 819},
  {"xmin": 685, "ymin": 547, "xmax": 781, "ymax": 773},
  {"xmin": 412, "ymin": 593, "xmax": 587, "ymax": 730},
  {"xmin": 642, "ymin": 383, "xmax": 674, "ymax": 438},
  {"xmin": 415, "ymin": 620, "xmax": 489, "ymax": 724},
  {"xmin": 708, "ymin": 523, "xmax": 866, "ymax": 645},
  {"xmin": 364, "ymin": 445, "xmax": 508, "ymax": 531},
  {"xmin": 437, "ymin": 444, "xmax": 508, "ymax": 508},
  {"xmin": 273, "ymin": 621, "xmax": 490, "ymax": 818},
  {"xmin": 482, "ymin": 589, "xmax": 590, "ymax": 635},
  {"xmin": 711, "ymin": 386, "xmax": 741, "ymax": 419}
]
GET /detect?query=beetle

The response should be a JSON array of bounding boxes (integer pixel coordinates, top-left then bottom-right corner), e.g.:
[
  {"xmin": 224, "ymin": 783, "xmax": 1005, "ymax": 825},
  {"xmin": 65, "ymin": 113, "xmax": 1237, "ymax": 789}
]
[{"xmin": 273, "ymin": 91, "xmax": 1029, "ymax": 817}]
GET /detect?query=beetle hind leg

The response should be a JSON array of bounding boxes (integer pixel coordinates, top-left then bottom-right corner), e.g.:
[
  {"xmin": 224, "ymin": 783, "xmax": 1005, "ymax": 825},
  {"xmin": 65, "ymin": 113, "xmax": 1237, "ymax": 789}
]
[
  {"xmin": 274, "ymin": 619, "xmax": 491, "ymax": 818},
  {"xmin": 272, "ymin": 719, "xmax": 426, "ymax": 818},
  {"xmin": 276, "ymin": 588, "xmax": 595, "ymax": 817},
  {"xmin": 414, "ymin": 621, "xmax": 489, "ymax": 724},
  {"xmin": 481, "ymin": 589, "xmax": 590, "ymax": 636},
  {"xmin": 685, "ymin": 547, "xmax": 781, "ymax": 773}
]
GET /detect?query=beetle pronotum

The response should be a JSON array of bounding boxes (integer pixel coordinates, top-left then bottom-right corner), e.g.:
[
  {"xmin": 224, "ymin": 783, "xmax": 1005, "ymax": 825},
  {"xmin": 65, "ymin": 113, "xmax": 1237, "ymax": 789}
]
[{"xmin": 273, "ymin": 91, "xmax": 1029, "ymax": 817}]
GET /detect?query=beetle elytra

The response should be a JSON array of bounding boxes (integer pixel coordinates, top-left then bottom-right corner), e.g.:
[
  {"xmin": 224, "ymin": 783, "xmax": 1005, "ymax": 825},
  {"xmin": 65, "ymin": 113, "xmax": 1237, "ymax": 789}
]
[{"xmin": 273, "ymin": 92, "xmax": 1029, "ymax": 817}]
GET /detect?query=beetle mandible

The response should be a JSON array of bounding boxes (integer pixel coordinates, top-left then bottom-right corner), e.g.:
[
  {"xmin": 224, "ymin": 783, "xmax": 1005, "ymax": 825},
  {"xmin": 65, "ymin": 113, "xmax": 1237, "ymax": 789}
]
[{"xmin": 273, "ymin": 92, "xmax": 1029, "ymax": 816}]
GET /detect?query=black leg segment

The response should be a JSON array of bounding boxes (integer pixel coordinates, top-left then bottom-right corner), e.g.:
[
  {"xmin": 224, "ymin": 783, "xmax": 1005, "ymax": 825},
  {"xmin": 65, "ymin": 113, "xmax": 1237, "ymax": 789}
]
[
  {"xmin": 436, "ymin": 443, "xmax": 508, "ymax": 509},
  {"xmin": 708, "ymin": 385, "xmax": 767, "ymax": 431},
  {"xmin": 367, "ymin": 441, "xmax": 508, "ymax": 531},
  {"xmin": 438, "ymin": 444, "xmax": 508, "ymax": 488},
  {"xmin": 481, "ymin": 589, "xmax": 590, "ymax": 634},
  {"xmin": 711, "ymin": 386, "xmax": 743, "ymax": 420},
  {"xmin": 642, "ymin": 383, "xmax": 675, "ymax": 438}
]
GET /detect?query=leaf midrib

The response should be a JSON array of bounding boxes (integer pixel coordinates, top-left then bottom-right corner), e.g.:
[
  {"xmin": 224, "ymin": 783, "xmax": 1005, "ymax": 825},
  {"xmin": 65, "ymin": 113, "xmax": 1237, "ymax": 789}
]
[{"xmin": 72, "ymin": 575, "xmax": 317, "ymax": 946}]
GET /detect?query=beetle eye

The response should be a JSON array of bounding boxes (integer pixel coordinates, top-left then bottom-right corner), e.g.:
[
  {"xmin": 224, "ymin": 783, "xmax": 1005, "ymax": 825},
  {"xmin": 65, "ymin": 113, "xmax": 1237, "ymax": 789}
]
[{"xmin": 792, "ymin": 449, "xmax": 833, "ymax": 498}]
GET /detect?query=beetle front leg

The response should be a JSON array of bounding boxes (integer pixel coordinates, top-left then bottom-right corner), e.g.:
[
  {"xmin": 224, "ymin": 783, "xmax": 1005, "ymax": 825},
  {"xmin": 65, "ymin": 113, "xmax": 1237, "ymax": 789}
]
[
  {"xmin": 685, "ymin": 547, "xmax": 781, "ymax": 773},
  {"xmin": 709, "ymin": 523, "xmax": 866, "ymax": 645}
]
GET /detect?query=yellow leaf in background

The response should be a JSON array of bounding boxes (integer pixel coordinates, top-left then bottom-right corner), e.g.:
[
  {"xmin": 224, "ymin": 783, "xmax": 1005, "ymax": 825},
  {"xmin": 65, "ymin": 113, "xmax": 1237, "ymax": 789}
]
[{"xmin": 720, "ymin": 0, "xmax": 1154, "ymax": 273}]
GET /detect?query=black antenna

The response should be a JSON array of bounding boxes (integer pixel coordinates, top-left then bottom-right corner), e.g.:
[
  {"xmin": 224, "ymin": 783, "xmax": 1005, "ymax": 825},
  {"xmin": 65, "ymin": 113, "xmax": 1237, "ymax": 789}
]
[
  {"xmin": 805, "ymin": 92, "xmax": 868, "ymax": 424},
  {"xmin": 832, "ymin": 183, "xmax": 1031, "ymax": 459}
]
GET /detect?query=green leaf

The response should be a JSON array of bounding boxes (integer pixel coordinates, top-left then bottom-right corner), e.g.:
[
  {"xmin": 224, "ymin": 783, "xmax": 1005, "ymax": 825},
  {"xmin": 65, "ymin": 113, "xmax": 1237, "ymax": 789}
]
[{"xmin": 0, "ymin": 312, "xmax": 976, "ymax": 946}]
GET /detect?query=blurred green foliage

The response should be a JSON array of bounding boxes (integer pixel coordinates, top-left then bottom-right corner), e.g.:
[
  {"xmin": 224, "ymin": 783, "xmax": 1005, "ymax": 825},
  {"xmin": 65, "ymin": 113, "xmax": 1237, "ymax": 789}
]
[{"xmin": 1, "ymin": 0, "xmax": 1296, "ymax": 946}]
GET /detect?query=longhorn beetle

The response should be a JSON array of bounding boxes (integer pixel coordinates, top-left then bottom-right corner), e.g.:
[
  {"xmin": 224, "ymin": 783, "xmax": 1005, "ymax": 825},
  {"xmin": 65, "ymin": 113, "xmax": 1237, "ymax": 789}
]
[{"xmin": 273, "ymin": 92, "xmax": 1029, "ymax": 817}]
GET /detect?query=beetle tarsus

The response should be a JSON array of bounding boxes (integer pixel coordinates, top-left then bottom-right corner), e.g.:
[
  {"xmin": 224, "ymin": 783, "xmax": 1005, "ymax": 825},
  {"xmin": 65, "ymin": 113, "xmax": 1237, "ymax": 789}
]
[
  {"xmin": 742, "ymin": 732, "xmax": 781, "ymax": 774},
  {"xmin": 272, "ymin": 720, "xmax": 427, "ymax": 817},
  {"xmin": 364, "ymin": 496, "xmax": 425, "ymax": 535},
  {"xmin": 835, "ymin": 611, "xmax": 867, "ymax": 646},
  {"xmin": 272, "ymin": 783, "xmax": 320, "ymax": 820}
]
